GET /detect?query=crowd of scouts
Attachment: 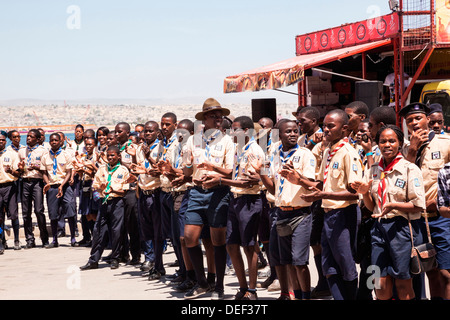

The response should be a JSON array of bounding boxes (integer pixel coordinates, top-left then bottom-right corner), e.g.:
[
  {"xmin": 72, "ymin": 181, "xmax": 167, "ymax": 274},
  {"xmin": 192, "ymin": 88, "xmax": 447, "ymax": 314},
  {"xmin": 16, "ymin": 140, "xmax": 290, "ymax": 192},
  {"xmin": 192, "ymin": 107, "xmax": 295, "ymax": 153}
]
[{"xmin": 0, "ymin": 97, "xmax": 449, "ymax": 301}]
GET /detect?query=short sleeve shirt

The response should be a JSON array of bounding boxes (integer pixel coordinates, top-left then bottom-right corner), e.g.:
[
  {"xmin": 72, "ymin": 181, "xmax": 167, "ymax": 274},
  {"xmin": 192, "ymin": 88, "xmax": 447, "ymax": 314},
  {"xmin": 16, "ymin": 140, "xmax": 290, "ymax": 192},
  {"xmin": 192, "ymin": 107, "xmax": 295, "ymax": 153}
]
[
  {"xmin": 159, "ymin": 133, "xmax": 180, "ymax": 191},
  {"xmin": 92, "ymin": 164, "xmax": 130, "ymax": 199},
  {"xmin": 18, "ymin": 145, "xmax": 47, "ymax": 179},
  {"xmin": 136, "ymin": 140, "xmax": 162, "ymax": 190},
  {"xmin": 40, "ymin": 149, "xmax": 73, "ymax": 185},
  {"xmin": 319, "ymin": 140, "xmax": 363, "ymax": 209},
  {"xmin": 0, "ymin": 149, "xmax": 20, "ymax": 183},
  {"xmin": 271, "ymin": 145, "xmax": 316, "ymax": 208},
  {"xmin": 364, "ymin": 158, "xmax": 426, "ymax": 220}
]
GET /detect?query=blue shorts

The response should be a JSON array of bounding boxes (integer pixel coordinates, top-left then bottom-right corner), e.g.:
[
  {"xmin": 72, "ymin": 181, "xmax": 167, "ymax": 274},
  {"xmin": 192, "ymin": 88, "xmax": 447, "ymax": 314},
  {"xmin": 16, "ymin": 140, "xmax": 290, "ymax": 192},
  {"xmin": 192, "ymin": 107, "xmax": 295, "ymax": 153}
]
[
  {"xmin": 321, "ymin": 204, "xmax": 360, "ymax": 281},
  {"xmin": 371, "ymin": 216, "xmax": 422, "ymax": 280},
  {"xmin": 270, "ymin": 207, "xmax": 312, "ymax": 266},
  {"xmin": 184, "ymin": 186, "xmax": 230, "ymax": 228},
  {"xmin": 226, "ymin": 194, "xmax": 262, "ymax": 247},
  {"xmin": 426, "ymin": 215, "xmax": 450, "ymax": 270}
]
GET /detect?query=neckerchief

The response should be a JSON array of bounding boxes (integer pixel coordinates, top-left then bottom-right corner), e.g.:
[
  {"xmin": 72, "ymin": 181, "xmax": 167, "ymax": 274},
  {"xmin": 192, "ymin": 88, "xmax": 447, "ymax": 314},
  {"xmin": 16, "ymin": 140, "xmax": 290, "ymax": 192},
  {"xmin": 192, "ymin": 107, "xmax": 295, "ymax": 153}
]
[
  {"xmin": 144, "ymin": 139, "xmax": 159, "ymax": 169},
  {"xmin": 377, "ymin": 153, "xmax": 403, "ymax": 211},
  {"xmin": 119, "ymin": 139, "xmax": 132, "ymax": 153},
  {"xmin": 26, "ymin": 145, "xmax": 39, "ymax": 167},
  {"xmin": 49, "ymin": 148, "xmax": 62, "ymax": 176},
  {"xmin": 162, "ymin": 134, "xmax": 176, "ymax": 161},
  {"xmin": 277, "ymin": 143, "xmax": 299, "ymax": 198},
  {"xmin": 323, "ymin": 138, "xmax": 348, "ymax": 186},
  {"xmin": 234, "ymin": 137, "xmax": 255, "ymax": 180},
  {"xmin": 175, "ymin": 143, "xmax": 183, "ymax": 169},
  {"xmin": 303, "ymin": 128, "xmax": 323, "ymax": 148},
  {"xmin": 102, "ymin": 163, "xmax": 121, "ymax": 204},
  {"xmin": 203, "ymin": 129, "xmax": 221, "ymax": 160},
  {"xmin": 10, "ymin": 144, "xmax": 21, "ymax": 152}
]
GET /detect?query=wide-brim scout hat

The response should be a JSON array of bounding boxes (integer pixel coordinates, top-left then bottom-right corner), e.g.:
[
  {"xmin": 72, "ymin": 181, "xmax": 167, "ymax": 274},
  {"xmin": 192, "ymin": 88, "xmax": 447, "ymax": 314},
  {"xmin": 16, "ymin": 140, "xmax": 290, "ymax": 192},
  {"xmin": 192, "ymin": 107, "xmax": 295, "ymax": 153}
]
[
  {"xmin": 399, "ymin": 102, "xmax": 430, "ymax": 118},
  {"xmin": 292, "ymin": 106, "xmax": 302, "ymax": 117},
  {"xmin": 195, "ymin": 98, "xmax": 231, "ymax": 121}
]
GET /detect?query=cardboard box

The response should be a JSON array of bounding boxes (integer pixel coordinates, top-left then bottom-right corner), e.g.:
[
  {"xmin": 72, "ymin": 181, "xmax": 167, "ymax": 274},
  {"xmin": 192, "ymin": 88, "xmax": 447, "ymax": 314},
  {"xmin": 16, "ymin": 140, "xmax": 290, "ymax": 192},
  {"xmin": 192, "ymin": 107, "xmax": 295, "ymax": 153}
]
[
  {"xmin": 325, "ymin": 92, "xmax": 339, "ymax": 105},
  {"xmin": 306, "ymin": 76, "xmax": 332, "ymax": 93},
  {"xmin": 307, "ymin": 92, "xmax": 326, "ymax": 105}
]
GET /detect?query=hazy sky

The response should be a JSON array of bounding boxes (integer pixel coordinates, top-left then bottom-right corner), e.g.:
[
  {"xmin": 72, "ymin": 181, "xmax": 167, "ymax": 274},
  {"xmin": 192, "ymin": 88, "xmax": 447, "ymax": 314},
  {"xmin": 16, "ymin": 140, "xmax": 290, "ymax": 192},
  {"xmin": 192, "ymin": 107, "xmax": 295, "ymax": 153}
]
[{"xmin": 0, "ymin": 1, "xmax": 391, "ymax": 105}]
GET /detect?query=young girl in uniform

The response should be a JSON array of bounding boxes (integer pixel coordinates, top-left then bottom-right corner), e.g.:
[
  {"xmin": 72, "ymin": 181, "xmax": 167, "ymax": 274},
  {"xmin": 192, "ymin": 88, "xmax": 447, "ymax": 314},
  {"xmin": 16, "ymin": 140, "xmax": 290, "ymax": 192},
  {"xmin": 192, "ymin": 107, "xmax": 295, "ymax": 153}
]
[{"xmin": 351, "ymin": 125, "xmax": 426, "ymax": 300}]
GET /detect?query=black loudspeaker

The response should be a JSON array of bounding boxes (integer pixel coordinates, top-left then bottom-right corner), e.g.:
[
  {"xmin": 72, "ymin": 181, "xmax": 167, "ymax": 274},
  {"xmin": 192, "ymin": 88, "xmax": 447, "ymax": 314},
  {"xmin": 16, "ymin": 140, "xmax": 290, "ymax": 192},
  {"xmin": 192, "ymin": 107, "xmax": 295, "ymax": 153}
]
[
  {"xmin": 251, "ymin": 98, "xmax": 277, "ymax": 124},
  {"xmin": 355, "ymin": 81, "xmax": 383, "ymax": 111}
]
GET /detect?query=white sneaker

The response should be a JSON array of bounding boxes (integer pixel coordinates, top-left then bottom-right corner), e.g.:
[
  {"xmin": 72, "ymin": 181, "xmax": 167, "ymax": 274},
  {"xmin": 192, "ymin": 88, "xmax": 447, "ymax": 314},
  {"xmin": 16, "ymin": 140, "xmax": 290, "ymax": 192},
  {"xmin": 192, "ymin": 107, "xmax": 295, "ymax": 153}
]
[{"xmin": 267, "ymin": 279, "xmax": 281, "ymax": 292}]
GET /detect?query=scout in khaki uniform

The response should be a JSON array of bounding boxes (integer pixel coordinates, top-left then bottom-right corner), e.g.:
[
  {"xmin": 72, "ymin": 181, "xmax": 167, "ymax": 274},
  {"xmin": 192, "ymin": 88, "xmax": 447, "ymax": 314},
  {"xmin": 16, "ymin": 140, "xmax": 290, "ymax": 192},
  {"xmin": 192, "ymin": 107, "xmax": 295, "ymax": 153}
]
[
  {"xmin": 182, "ymin": 98, "xmax": 235, "ymax": 300},
  {"xmin": 115, "ymin": 122, "xmax": 140, "ymax": 266},
  {"xmin": 301, "ymin": 109, "xmax": 363, "ymax": 300},
  {"xmin": 352, "ymin": 125, "xmax": 426, "ymax": 300},
  {"xmin": 202, "ymin": 116, "xmax": 264, "ymax": 300},
  {"xmin": 0, "ymin": 131, "xmax": 23, "ymax": 253},
  {"xmin": 252, "ymin": 120, "xmax": 317, "ymax": 300},
  {"xmin": 40, "ymin": 133, "xmax": 77, "ymax": 248},
  {"xmin": 131, "ymin": 121, "xmax": 163, "ymax": 275},
  {"xmin": 401, "ymin": 102, "xmax": 450, "ymax": 300},
  {"xmin": 18, "ymin": 129, "xmax": 49, "ymax": 248},
  {"xmin": 427, "ymin": 103, "xmax": 448, "ymax": 135},
  {"xmin": 73, "ymin": 136, "xmax": 99, "ymax": 247},
  {"xmin": 80, "ymin": 145, "xmax": 130, "ymax": 270},
  {"xmin": 154, "ymin": 112, "xmax": 181, "ymax": 281}
]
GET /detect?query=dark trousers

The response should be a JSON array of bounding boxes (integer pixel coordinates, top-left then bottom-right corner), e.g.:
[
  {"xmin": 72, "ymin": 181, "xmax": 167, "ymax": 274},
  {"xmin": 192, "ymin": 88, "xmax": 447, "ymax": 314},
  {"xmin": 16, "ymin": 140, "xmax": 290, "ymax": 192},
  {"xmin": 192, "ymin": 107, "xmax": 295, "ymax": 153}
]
[
  {"xmin": 46, "ymin": 184, "xmax": 76, "ymax": 221},
  {"xmin": 161, "ymin": 190, "xmax": 185, "ymax": 276},
  {"xmin": 0, "ymin": 182, "xmax": 19, "ymax": 243},
  {"xmin": 89, "ymin": 197, "xmax": 125, "ymax": 263},
  {"xmin": 120, "ymin": 189, "xmax": 141, "ymax": 261},
  {"xmin": 138, "ymin": 189, "xmax": 165, "ymax": 271},
  {"xmin": 22, "ymin": 179, "xmax": 48, "ymax": 244}
]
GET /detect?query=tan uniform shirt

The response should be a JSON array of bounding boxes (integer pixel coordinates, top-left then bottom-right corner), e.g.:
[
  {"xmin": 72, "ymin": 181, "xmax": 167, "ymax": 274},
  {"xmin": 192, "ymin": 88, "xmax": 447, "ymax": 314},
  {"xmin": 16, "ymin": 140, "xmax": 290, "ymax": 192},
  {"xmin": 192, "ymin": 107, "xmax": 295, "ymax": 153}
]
[
  {"xmin": 92, "ymin": 164, "xmax": 130, "ymax": 199},
  {"xmin": 231, "ymin": 139, "xmax": 265, "ymax": 195},
  {"xmin": 136, "ymin": 140, "xmax": 162, "ymax": 190},
  {"xmin": 319, "ymin": 139, "xmax": 363, "ymax": 209},
  {"xmin": 0, "ymin": 149, "xmax": 19, "ymax": 183},
  {"xmin": 172, "ymin": 142, "xmax": 194, "ymax": 192},
  {"xmin": 186, "ymin": 129, "xmax": 235, "ymax": 182},
  {"xmin": 298, "ymin": 128, "xmax": 323, "ymax": 148},
  {"xmin": 404, "ymin": 134, "xmax": 450, "ymax": 211},
  {"xmin": 364, "ymin": 157, "xmax": 425, "ymax": 220},
  {"xmin": 18, "ymin": 145, "xmax": 47, "ymax": 179},
  {"xmin": 271, "ymin": 145, "xmax": 316, "ymax": 208},
  {"xmin": 78, "ymin": 153, "xmax": 99, "ymax": 182},
  {"xmin": 40, "ymin": 149, "xmax": 73, "ymax": 185},
  {"xmin": 119, "ymin": 140, "xmax": 138, "ymax": 167}
]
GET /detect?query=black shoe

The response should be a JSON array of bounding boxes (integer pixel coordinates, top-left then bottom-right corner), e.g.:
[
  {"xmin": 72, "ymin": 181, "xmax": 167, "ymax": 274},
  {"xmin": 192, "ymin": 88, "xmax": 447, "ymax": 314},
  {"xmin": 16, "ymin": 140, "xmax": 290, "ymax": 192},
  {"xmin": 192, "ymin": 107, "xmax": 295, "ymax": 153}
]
[
  {"xmin": 80, "ymin": 262, "xmax": 99, "ymax": 271},
  {"xmin": 46, "ymin": 242, "xmax": 59, "ymax": 249},
  {"xmin": 14, "ymin": 240, "xmax": 22, "ymax": 250},
  {"xmin": 0, "ymin": 242, "xmax": 4, "ymax": 255},
  {"xmin": 140, "ymin": 260, "xmax": 154, "ymax": 271},
  {"xmin": 148, "ymin": 268, "xmax": 163, "ymax": 281},
  {"xmin": 175, "ymin": 279, "xmax": 196, "ymax": 292},
  {"xmin": 129, "ymin": 258, "xmax": 141, "ymax": 266},
  {"xmin": 25, "ymin": 242, "xmax": 36, "ymax": 249},
  {"xmin": 71, "ymin": 241, "xmax": 80, "ymax": 247},
  {"xmin": 170, "ymin": 274, "xmax": 185, "ymax": 284},
  {"xmin": 184, "ymin": 284, "xmax": 212, "ymax": 299},
  {"xmin": 110, "ymin": 259, "xmax": 119, "ymax": 269},
  {"xmin": 102, "ymin": 255, "xmax": 112, "ymax": 263},
  {"xmin": 57, "ymin": 231, "xmax": 66, "ymax": 238}
]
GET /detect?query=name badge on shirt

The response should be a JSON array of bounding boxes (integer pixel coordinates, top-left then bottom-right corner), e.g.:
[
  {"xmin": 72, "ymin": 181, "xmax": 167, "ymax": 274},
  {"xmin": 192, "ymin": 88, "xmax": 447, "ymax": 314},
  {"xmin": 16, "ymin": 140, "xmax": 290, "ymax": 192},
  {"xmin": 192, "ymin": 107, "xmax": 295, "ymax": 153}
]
[
  {"xmin": 431, "ymin": 151, "xmax": 441, "ymax": 160},
  {"xmin": 395, "ymin": 178, "xmax": 406, "ymax": 189}
]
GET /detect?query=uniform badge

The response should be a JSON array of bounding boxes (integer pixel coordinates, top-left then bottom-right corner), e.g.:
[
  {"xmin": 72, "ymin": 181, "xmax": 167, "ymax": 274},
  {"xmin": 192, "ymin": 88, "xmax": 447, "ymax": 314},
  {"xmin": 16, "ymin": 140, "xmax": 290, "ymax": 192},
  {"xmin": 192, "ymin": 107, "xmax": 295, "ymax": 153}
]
[
  {"xmin": 395, "ymin": 178, "xmax": 406, "ymax": 189},
  {"xmin": 215, "ymin": 145, "xmax": 223, "ymax": 151},
  {"xmin": 414, "ymin": 178, "xmax": 421, "ymax": 187},
  {"xmin": 310, "ymin": 159, "xmax": 315, "ymax": 167},
  {"xmin": 293, "ymin": 156, "xmax": 300, "ymax": 163},
  {"xmin": 352, "ymin": 164, "xmax": 358, "ymax": 172},
  {"xmin": 332, "ymin": 162, "xmax": 339, "ymax": 169},
  {"xmin": 431, "ymin": 151, "xmax": 441, "ymax": 160},
  {"xmin": 215, "ymin": 157, "xmax": 220, "ymax": 163},
  {"xmin": 117, "ymin": 174, "xmax": 123, "ymax": 179}
]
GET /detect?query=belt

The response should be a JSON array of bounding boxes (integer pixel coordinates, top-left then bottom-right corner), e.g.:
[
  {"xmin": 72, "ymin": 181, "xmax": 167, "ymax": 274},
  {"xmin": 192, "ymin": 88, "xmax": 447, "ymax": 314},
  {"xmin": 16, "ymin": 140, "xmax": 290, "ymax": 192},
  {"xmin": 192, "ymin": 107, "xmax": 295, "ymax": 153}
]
[
  {"xmin": 232, "ymin": 193, "xmax": 259, "ymax": 199},
  {"xmin": 171, "ymin": 190, "xmax": 185, "ymax": 198},
  {"xmin": 280, "ymin": 206, "xmax": 305, "ymax": 212},
  {"xmin": 0, "ymin": 181, "xmax": 14, "ymax": 187},
  {"xmin": 426, "ymin": 211, "xmax": 438, "ymax": 218},
  {"xmin": 141, "ymin": 188, "xmax": 160, "ymax": 196},
  {"xmin": 22, "ymin": 177, "xmax": 42, "ymax": 183}
]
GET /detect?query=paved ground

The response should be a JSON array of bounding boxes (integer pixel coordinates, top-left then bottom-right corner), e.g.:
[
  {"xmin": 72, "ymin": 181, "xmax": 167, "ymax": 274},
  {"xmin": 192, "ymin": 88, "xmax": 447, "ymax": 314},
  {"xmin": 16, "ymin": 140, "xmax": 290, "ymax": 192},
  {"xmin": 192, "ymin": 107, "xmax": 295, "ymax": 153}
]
[{"xmin": 0, "ymin": 233, "xmax": 323, "ymax": 300}]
